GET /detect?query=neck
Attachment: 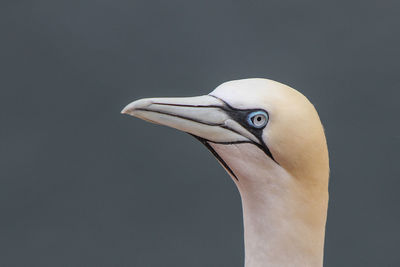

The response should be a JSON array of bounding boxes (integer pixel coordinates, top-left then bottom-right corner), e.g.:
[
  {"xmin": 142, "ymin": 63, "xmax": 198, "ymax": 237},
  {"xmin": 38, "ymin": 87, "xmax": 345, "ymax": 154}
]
[
  {"xmin": 209, "ymin": 143, "xmax": 329, "ymax": 267},
  {"xmin": 239, "ymin": 180, "xmax": 328, "ymax": 267}
]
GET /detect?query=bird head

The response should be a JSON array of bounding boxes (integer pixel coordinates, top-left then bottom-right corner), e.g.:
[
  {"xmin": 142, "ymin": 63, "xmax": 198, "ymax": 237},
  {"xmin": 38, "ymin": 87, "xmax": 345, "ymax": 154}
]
[
  {"xmin": 122, "ymin": 78, "xmax": 330, "ymax": 266},
  {"xmin": 122, "ymin": 78, "xmax": 329, "ymax": 190}
]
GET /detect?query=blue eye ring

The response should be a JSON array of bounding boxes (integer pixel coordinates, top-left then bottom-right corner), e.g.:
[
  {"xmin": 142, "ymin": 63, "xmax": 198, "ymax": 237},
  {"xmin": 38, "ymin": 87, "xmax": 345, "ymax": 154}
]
[{"xmin": 247, "ymin": 110, "xmax": 269, "ymax": 128}]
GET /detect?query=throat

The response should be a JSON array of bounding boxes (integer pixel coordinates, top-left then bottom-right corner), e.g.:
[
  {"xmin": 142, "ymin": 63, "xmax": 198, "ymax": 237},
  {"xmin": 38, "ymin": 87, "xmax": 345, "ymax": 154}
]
[{"xmin": 209, "ymin": 143, "xmax": 328, "ymax": 267}]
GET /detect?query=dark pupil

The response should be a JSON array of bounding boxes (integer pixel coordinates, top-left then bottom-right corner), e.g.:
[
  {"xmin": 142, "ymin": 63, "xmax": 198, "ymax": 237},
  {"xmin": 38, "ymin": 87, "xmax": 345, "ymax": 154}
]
[{"xmin": 256, "ymin": 116, "xmax": 262, "ymax": 121}]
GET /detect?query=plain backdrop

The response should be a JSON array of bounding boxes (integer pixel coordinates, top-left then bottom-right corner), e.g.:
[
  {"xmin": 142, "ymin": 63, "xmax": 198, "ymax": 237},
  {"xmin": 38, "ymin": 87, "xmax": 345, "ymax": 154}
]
[{"xmin": 1, "ymin": 0, "xmax": 399, "ymax": 266}]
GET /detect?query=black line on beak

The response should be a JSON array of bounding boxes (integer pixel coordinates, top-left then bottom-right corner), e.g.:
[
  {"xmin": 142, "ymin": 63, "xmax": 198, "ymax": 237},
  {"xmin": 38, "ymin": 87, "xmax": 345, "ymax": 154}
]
[
  {"xmin": 134, "ymin": 108, "xmax": 223, "ymax": 126},
  {"xmin": 137, "ymin": 97, "xmax": 278, "ymax": 165}
]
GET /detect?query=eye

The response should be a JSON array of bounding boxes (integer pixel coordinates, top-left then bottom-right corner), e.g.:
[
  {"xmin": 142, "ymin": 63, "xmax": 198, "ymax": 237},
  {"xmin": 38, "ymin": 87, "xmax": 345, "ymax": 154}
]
[{"xmin": 247, "ymin": 111, "xmax": 268, "ymax": 128}]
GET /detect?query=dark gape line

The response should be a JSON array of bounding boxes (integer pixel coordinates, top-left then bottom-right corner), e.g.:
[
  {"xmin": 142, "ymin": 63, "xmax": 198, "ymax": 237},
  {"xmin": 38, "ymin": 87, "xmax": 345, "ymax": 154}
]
[
  {"xmin": 190, "ymin": 134, "xmax": 238, "ymax": 181},
  {"xmin": 146, "ymin": 96, "xmax": 278, "ymax": 165},
  {"xmin": 208, "ymin": 95, "xmax": 278, "ymax": 164}
]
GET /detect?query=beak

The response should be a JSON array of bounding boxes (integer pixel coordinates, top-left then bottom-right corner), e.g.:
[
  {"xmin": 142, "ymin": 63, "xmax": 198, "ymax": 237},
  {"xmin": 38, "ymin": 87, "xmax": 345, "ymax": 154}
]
[{"xmin": 121, "ymin": 95, "xmax": 259, "ymax": 144}]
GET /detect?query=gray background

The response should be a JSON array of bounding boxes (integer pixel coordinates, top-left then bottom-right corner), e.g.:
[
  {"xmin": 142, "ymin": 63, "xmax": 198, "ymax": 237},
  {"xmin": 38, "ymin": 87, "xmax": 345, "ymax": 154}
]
[{"xmin": 1, "ymin": 0, "xmax": 399, "ymax": 266}]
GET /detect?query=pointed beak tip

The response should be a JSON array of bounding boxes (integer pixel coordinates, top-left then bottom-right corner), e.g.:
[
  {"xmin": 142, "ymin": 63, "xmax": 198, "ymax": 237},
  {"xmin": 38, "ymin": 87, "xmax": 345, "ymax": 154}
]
[
  {"xmin": 121, "ymin": 98, "xmax": 153, "ymax": 116},
  {"xmin": 120, "ymin": 107, "xmax": 129, "ymax": 115},
  {"xmin": 120, "ymin": 105, "xmax": 132, "ymax": 115}
]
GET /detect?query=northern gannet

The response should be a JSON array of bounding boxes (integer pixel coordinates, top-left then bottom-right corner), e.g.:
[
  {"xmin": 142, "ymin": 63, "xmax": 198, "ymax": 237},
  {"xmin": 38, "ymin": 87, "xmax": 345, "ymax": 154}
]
[{"xmin": 122, "ymin": 78, "xmax": 329, "ymax": 267}]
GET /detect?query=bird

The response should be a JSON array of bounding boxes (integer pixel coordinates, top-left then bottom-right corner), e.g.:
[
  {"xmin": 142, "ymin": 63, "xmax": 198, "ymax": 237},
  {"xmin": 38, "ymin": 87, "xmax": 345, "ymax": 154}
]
[{"xmin": 121, "ymin": 78, "xmax": 329, "ymax": 267}]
